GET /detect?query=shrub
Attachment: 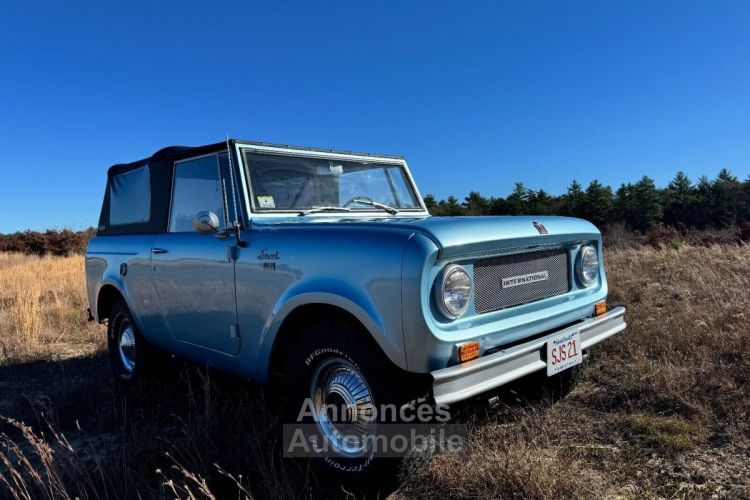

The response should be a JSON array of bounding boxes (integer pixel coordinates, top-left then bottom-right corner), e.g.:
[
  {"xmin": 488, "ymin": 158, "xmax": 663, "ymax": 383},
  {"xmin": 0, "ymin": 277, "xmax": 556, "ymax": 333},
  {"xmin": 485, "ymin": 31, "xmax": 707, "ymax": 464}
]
[
  {"xmin": 602, "ymin": 222, "xmax": 640, "ymax": 250},
  {"xmin": 0, "ymin": 229, "xmax": 95, "ymax": 256},
  {"xmin": 644, "ymin": 224, "xmax": 683, "ymax": 249}
]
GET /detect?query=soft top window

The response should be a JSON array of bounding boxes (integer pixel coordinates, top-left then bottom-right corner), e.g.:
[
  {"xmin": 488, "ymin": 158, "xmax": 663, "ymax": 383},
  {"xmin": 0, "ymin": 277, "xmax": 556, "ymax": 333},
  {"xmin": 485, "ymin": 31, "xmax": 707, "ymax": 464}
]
[
  {"xmin": 168, "ymin": 155, "xmax": 227, "ymax": 233},
  {"xmin": 109, "ymin": 165, "xmax": 151, "ymax": 225}
]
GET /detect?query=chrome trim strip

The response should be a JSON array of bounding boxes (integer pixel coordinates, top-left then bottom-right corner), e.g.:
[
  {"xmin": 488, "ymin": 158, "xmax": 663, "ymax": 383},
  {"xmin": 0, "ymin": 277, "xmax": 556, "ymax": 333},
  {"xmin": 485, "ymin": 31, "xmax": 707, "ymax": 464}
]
[
  {"xmin": 233, "ymin": 139, "xmax": 405, "ymax": 159},
  {"xmin": 234, "ymin": 142, "xmax": 252, "ymax": 225},
  {"xmin": 431, "ymin": 307, "xmax": 626, "ymax": 405}
]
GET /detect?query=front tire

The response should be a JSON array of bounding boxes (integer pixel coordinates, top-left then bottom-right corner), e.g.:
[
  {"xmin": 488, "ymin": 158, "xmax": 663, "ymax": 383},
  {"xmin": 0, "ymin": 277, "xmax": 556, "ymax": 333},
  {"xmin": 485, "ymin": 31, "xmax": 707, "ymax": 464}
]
[
  {"xmin": 282, "ymin": 319, "xmax": 431, "ymax": 479},
  {"xmin": 530, "ymin": 362, "xmax": 585, "ymax": 401}
]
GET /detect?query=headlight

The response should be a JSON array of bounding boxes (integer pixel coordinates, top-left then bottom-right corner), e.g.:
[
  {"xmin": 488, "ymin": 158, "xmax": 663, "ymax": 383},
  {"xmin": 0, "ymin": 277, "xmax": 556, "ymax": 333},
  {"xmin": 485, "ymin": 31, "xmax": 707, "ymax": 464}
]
[
  {"xmin": 577, "ymin": 245, "xmax": 599, "ymax": 286},
  {"xmin": 435, "ymin": 265, "xmax": 472, "ymax": 318}
]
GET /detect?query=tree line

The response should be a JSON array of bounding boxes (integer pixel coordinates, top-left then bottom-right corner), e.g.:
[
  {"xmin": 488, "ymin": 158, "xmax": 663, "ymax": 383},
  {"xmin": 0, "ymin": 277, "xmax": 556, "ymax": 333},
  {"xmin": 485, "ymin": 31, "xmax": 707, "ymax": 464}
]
[{"xmin": 424, "ymin": 169, "xmax": 750, "ymax": 231}]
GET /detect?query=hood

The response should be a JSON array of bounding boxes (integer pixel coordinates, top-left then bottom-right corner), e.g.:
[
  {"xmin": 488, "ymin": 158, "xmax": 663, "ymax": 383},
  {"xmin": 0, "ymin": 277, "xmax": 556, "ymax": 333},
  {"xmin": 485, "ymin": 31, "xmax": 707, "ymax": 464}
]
[
  {"xmin": 251, "ymin": 215, "xmax": 600, "ymax": 259},
  {"xmin": 403, "ymin": 216, "xmax": 600, "ymax": 258}
]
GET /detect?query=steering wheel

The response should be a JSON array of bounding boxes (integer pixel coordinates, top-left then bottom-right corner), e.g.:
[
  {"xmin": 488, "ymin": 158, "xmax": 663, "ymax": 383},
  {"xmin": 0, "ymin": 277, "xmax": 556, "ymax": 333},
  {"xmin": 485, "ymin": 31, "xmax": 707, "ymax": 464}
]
[{"xmin": 342, "ymin": 195, "xmax": 373, "ymax": 208}]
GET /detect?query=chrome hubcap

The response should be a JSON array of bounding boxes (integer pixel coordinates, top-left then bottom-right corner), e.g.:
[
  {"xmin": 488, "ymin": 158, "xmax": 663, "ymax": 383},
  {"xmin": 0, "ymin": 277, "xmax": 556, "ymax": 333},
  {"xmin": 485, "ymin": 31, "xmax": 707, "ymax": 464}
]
[
  {"xmin": 118, "ymin": 322, "xmax": 136, "ymax": 373},
  {"xmin": 310, "ymin": 357, "xmax": 376, "ymax": 456}
]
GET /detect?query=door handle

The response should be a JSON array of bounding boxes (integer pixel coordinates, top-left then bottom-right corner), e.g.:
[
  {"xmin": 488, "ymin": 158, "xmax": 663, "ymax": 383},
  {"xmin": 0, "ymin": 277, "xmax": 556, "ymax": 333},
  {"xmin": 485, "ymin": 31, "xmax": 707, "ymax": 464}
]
[{"xmin": 151, "ymin": 248, "xmax": 168, "ymax": 254}]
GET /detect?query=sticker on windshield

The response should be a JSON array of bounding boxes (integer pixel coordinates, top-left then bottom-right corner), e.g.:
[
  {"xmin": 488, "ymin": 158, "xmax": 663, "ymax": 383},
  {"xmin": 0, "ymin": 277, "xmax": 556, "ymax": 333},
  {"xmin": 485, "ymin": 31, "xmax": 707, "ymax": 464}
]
[{"xmin": 257, "ymin": 196, "xmax": 276, "ymax": 208}]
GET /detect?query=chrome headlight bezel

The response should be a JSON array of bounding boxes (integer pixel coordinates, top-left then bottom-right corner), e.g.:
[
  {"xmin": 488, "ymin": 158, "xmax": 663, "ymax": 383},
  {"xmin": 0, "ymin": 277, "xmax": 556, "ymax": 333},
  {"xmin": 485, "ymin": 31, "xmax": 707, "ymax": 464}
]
[
  {"xmin": 434, "ymin": 264, "xmax": 473, "ymax": 319},
  {"xmin": 576, "ymin": 245, "xmax": 599, "ymax": 287}
]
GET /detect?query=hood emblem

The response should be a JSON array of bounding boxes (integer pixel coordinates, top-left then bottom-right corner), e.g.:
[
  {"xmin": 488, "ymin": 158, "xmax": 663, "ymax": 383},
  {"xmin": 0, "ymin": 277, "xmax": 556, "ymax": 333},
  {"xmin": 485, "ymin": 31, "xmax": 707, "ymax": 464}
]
[{"xmin": 533, "ymin": 221, "xmax": 548, "ymax": 235}]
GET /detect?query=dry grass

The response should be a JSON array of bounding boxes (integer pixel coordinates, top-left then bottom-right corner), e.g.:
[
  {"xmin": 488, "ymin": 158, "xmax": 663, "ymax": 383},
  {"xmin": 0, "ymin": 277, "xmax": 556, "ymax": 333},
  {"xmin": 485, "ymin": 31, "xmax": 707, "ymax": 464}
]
[
  {"xmin": 1, "ymin": 246, "xmax": 750, "ymax": 499},
  {"xmin": 0, "ymin": 253, "xmax": 103, "ymax": 362}
]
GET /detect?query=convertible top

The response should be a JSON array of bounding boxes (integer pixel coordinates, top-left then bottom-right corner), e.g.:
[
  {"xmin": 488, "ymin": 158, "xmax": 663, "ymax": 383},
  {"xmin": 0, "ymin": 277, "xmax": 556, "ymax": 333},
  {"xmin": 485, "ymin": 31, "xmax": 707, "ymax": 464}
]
[
  {"xmin": 98, "ymin": 139, "xmax": 403, "ymax": 236},
  {"xmin": 107, "ymin": 139, "xmax": 404, "ymax": 178}
]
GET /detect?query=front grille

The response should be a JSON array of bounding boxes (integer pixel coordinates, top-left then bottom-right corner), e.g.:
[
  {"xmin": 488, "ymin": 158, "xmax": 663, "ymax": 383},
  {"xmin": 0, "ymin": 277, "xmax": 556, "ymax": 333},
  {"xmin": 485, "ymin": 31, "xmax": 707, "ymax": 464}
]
[{"xmin": 473, "ymin": 249, "xmax": 570, "ymax": 314}]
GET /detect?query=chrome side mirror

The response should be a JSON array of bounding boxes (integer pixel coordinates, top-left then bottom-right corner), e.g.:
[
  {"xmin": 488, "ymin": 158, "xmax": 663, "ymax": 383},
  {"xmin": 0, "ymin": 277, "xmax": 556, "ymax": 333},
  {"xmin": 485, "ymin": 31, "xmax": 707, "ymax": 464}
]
[{"xmin": 192, "ymin": 211, "xmax": 221, "ymax": 235}]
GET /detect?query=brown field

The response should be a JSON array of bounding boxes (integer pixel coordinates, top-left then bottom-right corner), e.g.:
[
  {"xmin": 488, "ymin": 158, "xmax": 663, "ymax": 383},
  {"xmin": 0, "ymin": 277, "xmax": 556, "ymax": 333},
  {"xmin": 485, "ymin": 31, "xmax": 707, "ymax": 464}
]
[{"xmin": 1, "ymin": 245, "xmax": 749, "ymax": 499}]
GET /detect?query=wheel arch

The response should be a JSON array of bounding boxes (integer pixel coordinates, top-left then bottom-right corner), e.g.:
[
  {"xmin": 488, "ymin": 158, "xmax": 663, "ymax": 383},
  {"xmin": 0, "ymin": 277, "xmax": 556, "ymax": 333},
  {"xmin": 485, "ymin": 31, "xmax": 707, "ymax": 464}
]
[
  {"xmin": 266, "ymin": 302, "xmax": 401, "ymax": 382},
  {"xmin": 96, "ymin": 283, "xmax": 128, "ymax": 323}
]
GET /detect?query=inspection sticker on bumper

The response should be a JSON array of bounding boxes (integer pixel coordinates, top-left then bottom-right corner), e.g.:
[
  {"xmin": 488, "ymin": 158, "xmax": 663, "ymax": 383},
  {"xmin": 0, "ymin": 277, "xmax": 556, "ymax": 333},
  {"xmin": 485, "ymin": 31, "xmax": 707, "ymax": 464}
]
[{"xmin": 546, "ymin": 331, "xmax": 582, "ymax": 376}]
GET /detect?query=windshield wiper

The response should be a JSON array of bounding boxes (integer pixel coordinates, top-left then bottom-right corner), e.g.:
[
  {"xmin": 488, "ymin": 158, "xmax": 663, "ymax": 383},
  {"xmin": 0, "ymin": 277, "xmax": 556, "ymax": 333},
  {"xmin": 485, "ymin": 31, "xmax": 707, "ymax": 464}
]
[
  {"xmin": 350, "ymin": 198, "xmax": 399, "ymax": 215},
  {"xmin": 299, "ymin": 206, "xmax": 352, "ymax": 216}
]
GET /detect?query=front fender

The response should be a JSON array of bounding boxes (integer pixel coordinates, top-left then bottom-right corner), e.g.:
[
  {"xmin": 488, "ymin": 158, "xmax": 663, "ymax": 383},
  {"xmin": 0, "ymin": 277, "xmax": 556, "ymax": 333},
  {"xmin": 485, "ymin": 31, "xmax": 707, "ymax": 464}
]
[
  {"xmin": 233, "ymin": 225, "xmax": 412, "ymax": 382},
  {"xmin": 255, "ymin": 284, "xmax": 407, "ymax": 381}
]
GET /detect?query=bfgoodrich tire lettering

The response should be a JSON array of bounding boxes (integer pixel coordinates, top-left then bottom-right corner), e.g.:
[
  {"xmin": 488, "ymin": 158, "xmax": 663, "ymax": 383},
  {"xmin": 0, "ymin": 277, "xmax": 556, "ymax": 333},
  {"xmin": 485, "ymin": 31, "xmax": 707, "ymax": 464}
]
[{"xmin": 283, "ymin": 319, "xmax": 432, "ymax": 479}]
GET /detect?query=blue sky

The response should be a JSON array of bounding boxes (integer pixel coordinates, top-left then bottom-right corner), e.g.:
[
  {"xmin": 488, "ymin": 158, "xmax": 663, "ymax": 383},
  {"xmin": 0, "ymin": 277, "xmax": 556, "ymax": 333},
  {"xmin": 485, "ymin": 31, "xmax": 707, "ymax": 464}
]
[{"xmin": 1, "ymin": 1, "xmax": 749, "ymax": 232}]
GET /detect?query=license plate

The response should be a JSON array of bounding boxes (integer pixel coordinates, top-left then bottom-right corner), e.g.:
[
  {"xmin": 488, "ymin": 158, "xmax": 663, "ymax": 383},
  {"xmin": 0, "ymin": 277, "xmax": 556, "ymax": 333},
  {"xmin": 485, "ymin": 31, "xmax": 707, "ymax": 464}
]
[{"xmin": 546, "ymin": 331, "xmax": 582, "ymax": 376}]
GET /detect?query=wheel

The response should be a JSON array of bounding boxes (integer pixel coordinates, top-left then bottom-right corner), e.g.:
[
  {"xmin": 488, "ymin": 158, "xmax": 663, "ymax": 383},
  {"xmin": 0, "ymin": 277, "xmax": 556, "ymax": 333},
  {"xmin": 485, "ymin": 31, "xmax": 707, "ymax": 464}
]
[
  {"xmin": 106, "ymin": 299, "xmax": 153, "ymax": 384},
  {"xmin": 543, "ymin": 365, "xmax": 582, "ymax": 399},
  {"xmin": 282, "ymin": 319, "xmax": 435, "ymax": 480}
]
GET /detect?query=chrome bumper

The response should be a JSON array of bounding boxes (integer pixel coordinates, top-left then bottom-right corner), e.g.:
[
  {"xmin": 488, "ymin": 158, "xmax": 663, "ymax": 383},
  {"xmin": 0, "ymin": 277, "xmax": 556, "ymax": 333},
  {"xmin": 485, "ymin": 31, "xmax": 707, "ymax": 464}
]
[{"xmin": 432, "ymin": 306, "xmax": 627, "ymax": 405}]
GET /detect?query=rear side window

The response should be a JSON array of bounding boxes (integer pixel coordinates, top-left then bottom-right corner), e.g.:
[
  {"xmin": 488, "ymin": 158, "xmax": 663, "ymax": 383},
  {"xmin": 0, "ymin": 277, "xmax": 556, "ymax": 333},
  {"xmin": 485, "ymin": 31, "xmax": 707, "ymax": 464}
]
[
  {"xmin": 169, "ymin": 155, "xmax": 227, "ymax": 232},
  {"xmin": 109, "ymin": 165, "xmax": 151, "ymax": 225}
]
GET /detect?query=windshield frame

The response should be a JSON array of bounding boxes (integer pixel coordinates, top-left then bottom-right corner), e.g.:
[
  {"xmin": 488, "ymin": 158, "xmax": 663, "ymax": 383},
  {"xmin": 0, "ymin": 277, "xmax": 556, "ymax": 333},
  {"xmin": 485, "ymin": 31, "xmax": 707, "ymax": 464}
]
[{"xmin": 236, "ymin": 144, "xmax": 428, "ymax": 217}]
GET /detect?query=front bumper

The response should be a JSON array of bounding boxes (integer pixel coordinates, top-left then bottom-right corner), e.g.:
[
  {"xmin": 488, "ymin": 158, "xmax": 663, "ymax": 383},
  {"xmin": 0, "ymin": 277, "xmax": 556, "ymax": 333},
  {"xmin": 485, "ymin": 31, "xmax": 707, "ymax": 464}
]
[{"xmin": 431, "ymin": 306, "xmax": 626, "ymax": 405}]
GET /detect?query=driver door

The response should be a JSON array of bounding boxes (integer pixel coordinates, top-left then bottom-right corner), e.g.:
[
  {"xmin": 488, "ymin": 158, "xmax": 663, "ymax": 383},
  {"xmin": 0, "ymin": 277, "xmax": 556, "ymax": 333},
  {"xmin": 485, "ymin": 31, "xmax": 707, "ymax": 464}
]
[{"xmin": 151, "ymin": 153, "xmax": 240, "ymax": 355}]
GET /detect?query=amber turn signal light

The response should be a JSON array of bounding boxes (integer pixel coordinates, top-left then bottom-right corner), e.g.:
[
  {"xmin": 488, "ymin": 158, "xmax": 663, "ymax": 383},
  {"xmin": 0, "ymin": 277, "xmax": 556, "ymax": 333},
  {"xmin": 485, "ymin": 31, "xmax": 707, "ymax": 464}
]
[
  {"xmin": 458, "ymin": 341, "xmax": 480, "ymax": 363},
  {"xmin": 595, "ymin": 301, "xmax": 607, "ymax": 316}
]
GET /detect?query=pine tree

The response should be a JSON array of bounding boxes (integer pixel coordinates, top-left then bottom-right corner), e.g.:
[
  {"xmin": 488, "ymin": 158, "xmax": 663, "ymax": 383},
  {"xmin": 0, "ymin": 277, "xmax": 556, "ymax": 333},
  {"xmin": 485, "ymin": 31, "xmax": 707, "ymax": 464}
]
[
  {"xmin": 663, "ymin": 172, "xmax": 695, "ymax": 227},
  {"xmin": 561, "ymin": 180, "xmax": 586, "ymax": 218},
  {"xmin": 693, "ymin": 176, "xmax": 713, "ymax": 228},
  {"xmin": 441, "ymin": 196, "xmax": 464, "ymax": 216},
  {"xmin": 488, "ymin": 196, "xmax": 508, "ymax": 215},
  {"xmin": 614, "ymin": 183, "xmax": 635, "ymax": 227},
  {"xmin": 463, "ymin": 191, "xmax": 490, "ymax": 215},
  {"xmin": 583, "ymin": 180, "xmax": 614, "ymax": 227},
  {"xmin": 712, "ymin": 169, "xmax": 742, "ymax": 227},
  {"xmin": 630, "ymin": 176, "xmax": 663, "ymax": 231},
  {"xmin": 423, "ymin": 194, "xmax": 438, "ymax": 214},
  {"xmin": 506, "ymin": 182, "xmax": 529, "ymax": 215},
  {"xmin": 528, "ymin": 189, "xmax": 556, "ymax": 215}
]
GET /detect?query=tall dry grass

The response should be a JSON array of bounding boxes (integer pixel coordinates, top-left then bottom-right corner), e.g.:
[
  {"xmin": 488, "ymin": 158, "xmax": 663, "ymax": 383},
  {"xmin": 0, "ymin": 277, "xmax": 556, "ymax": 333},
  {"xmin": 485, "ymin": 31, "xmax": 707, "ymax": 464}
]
[{"xmin": 0, "ymin": 253, "xmax": 104, "ymax": 363}]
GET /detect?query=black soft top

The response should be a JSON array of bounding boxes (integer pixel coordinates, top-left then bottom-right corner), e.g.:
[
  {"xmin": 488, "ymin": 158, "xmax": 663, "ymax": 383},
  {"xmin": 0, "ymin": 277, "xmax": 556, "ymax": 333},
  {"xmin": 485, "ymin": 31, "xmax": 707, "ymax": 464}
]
[
  {"xmin": 98, "ymin": 139, "xmax": 403, "ymax": 235},
  {"xmin": 98, "ymin": 142, "xmax": 228, "ymax": 236}
]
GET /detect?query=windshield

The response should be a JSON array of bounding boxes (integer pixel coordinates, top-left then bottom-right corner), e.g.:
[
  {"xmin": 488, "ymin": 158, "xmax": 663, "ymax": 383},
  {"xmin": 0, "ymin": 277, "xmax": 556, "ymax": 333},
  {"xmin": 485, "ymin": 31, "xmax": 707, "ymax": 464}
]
[{"xmin": 242, "ymin": 151, "xmax": 422, "ymax": 212}]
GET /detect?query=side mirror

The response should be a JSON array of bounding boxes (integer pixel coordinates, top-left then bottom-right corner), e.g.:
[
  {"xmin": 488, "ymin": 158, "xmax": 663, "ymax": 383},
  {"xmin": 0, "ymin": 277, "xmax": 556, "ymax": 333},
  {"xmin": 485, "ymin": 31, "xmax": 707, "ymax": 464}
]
[{"xmin": 192, "ymin": 211, "xmax": 221, "ymax": 235}]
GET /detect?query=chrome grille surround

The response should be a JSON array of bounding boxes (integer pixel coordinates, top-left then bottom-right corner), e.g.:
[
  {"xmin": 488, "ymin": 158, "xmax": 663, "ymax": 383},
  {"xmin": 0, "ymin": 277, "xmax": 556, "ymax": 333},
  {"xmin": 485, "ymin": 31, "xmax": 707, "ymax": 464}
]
[{"xmin": 473, "ymin": 249, "xmax": 570, "ymax": 314}]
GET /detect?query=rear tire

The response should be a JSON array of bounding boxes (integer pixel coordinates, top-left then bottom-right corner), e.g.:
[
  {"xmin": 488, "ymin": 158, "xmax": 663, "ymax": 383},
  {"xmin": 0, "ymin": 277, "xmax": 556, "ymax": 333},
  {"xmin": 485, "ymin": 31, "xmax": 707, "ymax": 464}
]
[{"xmin": 106, "ymin": 299, "xmax": 155, "ymax": 384}]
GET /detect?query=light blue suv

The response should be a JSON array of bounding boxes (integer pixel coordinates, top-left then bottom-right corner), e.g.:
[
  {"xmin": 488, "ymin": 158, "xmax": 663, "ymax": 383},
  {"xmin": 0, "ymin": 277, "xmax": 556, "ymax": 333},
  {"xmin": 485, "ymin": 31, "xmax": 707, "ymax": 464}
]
[{"xmin": 86, "ymin": 139, "xmax": 626, "ymax": 476}]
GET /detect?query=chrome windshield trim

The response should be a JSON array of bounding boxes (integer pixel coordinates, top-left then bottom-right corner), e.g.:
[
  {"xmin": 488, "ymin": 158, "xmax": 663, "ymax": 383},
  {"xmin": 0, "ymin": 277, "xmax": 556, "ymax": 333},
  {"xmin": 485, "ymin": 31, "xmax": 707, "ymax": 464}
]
[{"xmin": 235, "ymin": 144, "xmax": 429, "ymax": 218}]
